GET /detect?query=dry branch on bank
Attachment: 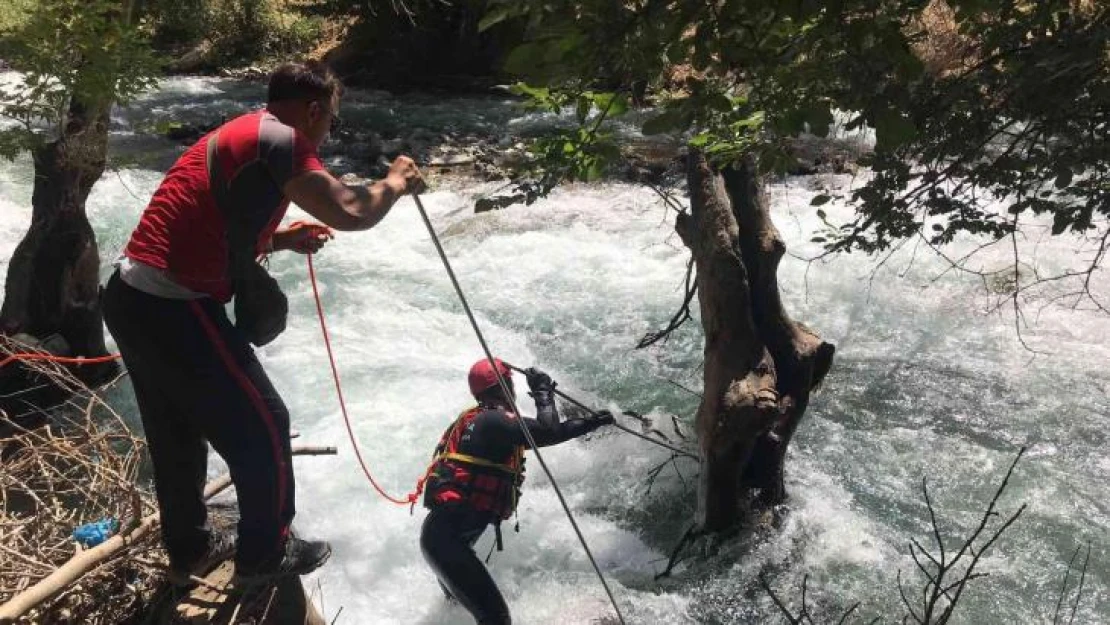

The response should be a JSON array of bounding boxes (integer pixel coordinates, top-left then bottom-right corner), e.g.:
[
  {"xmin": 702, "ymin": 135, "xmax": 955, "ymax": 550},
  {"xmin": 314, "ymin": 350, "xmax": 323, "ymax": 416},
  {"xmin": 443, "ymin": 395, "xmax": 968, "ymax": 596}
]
[
  {"xmin": 0, "ymin": 342, "xmax": 161, "ymax": 624},
  {"xmin": 0, "ymin": 340, "xmax": 335, "ymax": 624}
]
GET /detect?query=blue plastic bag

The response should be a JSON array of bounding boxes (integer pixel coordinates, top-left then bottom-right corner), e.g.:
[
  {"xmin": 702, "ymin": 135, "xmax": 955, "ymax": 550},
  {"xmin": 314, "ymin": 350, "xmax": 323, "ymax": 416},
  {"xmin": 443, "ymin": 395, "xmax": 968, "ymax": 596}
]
[{"xmin": 72, "ymin": 518, "xmax": 119, "ymax": 547}]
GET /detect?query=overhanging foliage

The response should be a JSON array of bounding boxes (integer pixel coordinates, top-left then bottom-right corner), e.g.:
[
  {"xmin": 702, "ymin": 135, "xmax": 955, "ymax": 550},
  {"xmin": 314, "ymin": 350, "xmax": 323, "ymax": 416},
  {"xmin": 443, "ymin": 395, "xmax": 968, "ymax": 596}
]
[
  {"xmin": 482, "ymin": 0, "xmax": 1108, "ymax": 258},
  {"xmin": 0, "ymin": 0, "xmax": 159, "ymax": 159}
]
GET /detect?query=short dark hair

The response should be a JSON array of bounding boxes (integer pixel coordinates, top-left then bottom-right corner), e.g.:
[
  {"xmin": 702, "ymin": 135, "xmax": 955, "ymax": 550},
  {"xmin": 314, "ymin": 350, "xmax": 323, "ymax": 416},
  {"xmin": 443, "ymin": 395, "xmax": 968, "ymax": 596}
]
[{"xmin": 267, "ymin": 62, "xmax": 343, "ymax": 104}]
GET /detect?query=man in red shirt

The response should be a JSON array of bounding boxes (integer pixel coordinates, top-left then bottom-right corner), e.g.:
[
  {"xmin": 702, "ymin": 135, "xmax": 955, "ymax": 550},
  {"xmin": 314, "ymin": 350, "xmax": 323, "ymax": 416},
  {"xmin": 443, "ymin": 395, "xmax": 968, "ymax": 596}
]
[{"xmin": 102, "ymin": 62, "xmax": 424, "ymax": 585}]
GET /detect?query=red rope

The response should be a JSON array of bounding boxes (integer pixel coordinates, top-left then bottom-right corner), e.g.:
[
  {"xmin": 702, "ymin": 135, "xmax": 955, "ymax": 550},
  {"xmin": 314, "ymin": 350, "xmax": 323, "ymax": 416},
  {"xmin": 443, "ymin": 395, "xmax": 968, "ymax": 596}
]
[
  {"xmin": 0, "ymin": 352, "xmax": 121, "ymax": 369},
  {"xmin": 306, "ymin": 253, "xmax": 424, "ymax": 507}
]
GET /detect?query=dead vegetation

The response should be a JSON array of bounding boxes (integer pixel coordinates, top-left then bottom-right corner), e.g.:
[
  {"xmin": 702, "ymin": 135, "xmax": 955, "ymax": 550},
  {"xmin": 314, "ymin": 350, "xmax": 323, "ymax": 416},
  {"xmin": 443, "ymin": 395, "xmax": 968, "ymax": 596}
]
[
  {"xmin": 0, "ymin": 340, "xmax": 165, "ymax": 624},
  {"xmin": 0, "ymin": 337, "xmax": 337, "ymax": 624}
]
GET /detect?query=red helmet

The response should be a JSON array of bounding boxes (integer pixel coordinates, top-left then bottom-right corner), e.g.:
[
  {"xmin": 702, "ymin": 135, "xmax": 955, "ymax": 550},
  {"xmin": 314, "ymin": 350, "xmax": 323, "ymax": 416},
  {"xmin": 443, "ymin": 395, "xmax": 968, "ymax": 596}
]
[{"xmin": 468, "ymin": 358, "xmax": 512, "ymax": 397}]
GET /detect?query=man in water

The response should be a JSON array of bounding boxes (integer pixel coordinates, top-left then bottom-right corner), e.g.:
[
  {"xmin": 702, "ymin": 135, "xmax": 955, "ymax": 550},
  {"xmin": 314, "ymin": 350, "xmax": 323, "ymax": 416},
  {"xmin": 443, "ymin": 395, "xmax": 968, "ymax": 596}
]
[
  {"xmin": 103, "ymin": 61, "xmax": 424, "ymax": 585},
  {"xmin": 420, "ymin": 358, "xmax": 614, "ymax": 624}
]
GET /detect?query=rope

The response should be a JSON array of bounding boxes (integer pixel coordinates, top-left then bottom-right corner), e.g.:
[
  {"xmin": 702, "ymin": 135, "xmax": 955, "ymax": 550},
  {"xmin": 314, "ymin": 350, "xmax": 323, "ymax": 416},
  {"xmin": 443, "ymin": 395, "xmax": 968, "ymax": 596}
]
[
  {"xmin": 306, "ymin": 252, "xmax": 424, "ymax": 507},
  {"xmin": 0, "ymin": 353, "xmax": 121, "ymax": 369},
  {"xmin": 411, "ymin": 193, "xmax": 628, "ymax": 625},
  {"xmin": 503, "ymin": 363, "xmax": 697, "ymax": 459}
]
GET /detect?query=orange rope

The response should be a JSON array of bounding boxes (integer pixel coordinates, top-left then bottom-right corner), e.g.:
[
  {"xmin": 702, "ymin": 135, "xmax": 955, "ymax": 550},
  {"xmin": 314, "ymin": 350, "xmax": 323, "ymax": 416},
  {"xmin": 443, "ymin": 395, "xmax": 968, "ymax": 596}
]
[
  {"xmin": 306, "ymin": 253, "xmax": 424, "ymax": 507},
  {"xmin": 0, "ymin": 352, "xmax": 121, "ymax": 369}
]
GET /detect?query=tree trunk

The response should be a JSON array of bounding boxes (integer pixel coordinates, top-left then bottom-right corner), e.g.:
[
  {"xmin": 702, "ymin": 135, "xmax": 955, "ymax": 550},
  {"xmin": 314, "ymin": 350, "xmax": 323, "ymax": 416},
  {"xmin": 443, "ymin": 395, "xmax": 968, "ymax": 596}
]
[
  {"xmin": 0, "ymin": 96, "xmax": 118, "ymax": 386},
  {"xmin": 678, "ymin": 152, "xmax": 834, "ymax": 532}
]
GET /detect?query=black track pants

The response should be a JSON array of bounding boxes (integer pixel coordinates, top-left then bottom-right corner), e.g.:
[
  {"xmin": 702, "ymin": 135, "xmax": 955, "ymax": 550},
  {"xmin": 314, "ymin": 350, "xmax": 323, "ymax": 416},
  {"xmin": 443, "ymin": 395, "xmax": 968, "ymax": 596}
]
[
  {"xmin": 102, "ymin": 271, "xmax": 294, "ymax": 569},
  {"xmin": 420, "ymin": 506, "xmax": 510, "ymax": 625}
]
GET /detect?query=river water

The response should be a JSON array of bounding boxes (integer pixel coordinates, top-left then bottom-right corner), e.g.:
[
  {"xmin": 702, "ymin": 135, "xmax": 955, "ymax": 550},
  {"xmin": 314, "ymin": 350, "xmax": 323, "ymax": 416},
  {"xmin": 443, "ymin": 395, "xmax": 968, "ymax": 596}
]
[{"xmin": 1, "ymin": 77, "xmax": 1106, "ymax": 624}]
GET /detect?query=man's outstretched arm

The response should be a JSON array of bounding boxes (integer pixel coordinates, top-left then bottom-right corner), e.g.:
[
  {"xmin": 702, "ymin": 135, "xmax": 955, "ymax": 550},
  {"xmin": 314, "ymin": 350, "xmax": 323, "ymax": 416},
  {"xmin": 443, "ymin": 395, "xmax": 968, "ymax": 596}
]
[
  {"xmin": 283, "ymin": 156, "xmax": 424, "ymax": 232},
  {"xmin": 491, "ymin": 412, "xmax": 613, "ymax": 449}
]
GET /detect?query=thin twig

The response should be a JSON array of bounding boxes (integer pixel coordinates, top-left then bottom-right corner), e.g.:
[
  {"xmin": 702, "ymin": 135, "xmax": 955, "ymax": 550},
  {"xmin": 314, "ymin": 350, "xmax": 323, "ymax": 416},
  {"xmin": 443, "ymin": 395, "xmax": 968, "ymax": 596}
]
[
  {"xmin": 637, "ymin": 257, "xmax": 697, "ymax": 348},
  {"xmin": 654, "ymin": 523, "xmax": 698, "ymax": 580},
  {"xmin": 1053, "ymin": 544, "xmax": 1082, "ymax": 624},
  {"xmin": 1068, "ymin": 542, "xmax": 1092, "ymax": 625}
]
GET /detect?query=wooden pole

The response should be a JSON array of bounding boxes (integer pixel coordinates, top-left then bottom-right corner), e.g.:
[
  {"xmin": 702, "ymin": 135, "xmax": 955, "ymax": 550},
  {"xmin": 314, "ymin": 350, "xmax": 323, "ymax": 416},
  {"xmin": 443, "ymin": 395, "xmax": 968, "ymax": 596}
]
[{"xmin": 0, "ymin": 445, "xmax": 335, "ymax": 623}]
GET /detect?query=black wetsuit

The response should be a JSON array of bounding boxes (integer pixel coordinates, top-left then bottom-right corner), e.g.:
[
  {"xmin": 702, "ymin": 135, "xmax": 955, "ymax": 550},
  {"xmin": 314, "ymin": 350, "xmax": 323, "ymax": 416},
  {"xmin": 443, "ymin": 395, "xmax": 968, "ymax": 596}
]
[{"xmin": 420, "ymin": 394, "xmax": 603, "ymax": 625}]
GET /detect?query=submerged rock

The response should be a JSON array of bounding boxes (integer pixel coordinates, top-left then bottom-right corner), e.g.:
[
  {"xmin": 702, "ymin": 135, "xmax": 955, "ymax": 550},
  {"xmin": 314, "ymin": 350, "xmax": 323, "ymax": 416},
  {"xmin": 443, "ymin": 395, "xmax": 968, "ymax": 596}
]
[{"xmin": 474, "ymin": 194, "xmax": 525, "ymax": 213}]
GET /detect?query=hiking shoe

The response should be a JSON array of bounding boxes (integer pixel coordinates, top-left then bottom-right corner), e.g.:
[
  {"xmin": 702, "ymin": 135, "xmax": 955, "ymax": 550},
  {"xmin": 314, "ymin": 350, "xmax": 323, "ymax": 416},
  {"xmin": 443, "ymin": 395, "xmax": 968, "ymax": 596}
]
[
  {"xmin": 232, "ymin": 537, "xmax": 332, "ymax": 586},
  {"xmin": 168, "ymin": 530, "xmax": 237, "ymax": 587}
]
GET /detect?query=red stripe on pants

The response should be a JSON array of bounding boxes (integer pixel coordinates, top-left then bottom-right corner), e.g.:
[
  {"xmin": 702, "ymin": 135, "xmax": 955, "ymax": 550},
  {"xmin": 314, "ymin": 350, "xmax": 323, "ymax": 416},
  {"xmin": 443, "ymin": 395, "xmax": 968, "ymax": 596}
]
[{"xmin": 188, "ymin": 300, "xmax": 289, "ymax": 535}]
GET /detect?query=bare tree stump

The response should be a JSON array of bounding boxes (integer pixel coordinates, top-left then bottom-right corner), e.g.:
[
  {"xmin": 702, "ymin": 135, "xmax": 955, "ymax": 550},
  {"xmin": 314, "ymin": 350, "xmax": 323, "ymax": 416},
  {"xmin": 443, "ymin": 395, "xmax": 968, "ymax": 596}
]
[{"xmin": 678, "ymin": 152, "xmax": 834, "ymax": 532}]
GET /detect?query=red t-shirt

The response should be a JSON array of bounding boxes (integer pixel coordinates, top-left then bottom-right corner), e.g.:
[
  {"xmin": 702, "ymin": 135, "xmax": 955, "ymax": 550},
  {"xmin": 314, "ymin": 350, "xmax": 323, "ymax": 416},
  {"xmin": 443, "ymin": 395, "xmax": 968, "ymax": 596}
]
[{"xmin": 125, "ymin": 110, "xmax": 325, "ymax": 302}]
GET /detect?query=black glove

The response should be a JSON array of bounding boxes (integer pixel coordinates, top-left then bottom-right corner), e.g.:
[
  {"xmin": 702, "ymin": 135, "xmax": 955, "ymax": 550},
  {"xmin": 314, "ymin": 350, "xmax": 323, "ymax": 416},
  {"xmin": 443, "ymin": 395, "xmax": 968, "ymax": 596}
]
[
  {"xmin": 590, "ymin": 409, "xmax": 616, "ymax": 429},
  {"xmin": 524, "ymin": 367, "xmax": 555, "ymax": 394}
]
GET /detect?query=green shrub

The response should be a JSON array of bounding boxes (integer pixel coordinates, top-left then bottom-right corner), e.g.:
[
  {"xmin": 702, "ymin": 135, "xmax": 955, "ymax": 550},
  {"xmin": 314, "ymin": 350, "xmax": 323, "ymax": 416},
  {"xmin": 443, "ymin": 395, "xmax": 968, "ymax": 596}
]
[
  {"xmin": 0, "ymin": 0, "xmax": 37, "ymax": 35},
  {"xmin": 143, "ymin": 0, "xmax": 323, "ymax": 67}
]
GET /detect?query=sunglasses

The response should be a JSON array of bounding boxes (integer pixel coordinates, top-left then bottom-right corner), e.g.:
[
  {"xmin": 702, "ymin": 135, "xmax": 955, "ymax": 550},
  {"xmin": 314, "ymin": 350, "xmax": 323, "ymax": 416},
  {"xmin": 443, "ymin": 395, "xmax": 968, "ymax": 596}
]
[{"xmin": 310, "ymin": 100, "xmax": 342, "ymax": 134}]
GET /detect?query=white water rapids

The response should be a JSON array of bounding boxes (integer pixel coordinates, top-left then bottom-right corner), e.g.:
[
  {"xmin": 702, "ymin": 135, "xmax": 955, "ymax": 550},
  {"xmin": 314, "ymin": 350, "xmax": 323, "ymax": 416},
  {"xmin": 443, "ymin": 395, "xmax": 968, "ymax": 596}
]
[{"xmin": 1, "ymin": 77, "xmax": 1107, "ymax": 623}]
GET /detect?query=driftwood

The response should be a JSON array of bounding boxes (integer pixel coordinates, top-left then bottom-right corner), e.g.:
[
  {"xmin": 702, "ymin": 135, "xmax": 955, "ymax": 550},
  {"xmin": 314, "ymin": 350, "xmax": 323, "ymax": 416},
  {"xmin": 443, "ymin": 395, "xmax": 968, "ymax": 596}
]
[
  {"xmin": 1, "ymin": 344, "xmax": 154, "ymax": 623},
  {"xmin": 0, "ymin": 477, "xmax": 230, "ymax": 623},
  {"xmin": 0, "ymin": 446, "xmax": 335, "ymax": 623},
  {"xmin": 759, "ymin": 449, "xmax": 1036, "ymax": 625}
]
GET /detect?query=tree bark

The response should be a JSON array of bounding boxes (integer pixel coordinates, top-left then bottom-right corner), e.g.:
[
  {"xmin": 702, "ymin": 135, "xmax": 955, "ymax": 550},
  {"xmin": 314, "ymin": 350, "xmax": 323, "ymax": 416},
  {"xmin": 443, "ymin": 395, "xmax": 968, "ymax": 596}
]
[
  {"xmin": 0, "ymin": 96, "xmax": 117, "ymax": 385},
  {"xmin": 724, "ymin": 161, "xmax": 835, "ymax": 506},
  {"xmin": 679, "ymin": 152, "xmax": 834, "ymax": 532}
]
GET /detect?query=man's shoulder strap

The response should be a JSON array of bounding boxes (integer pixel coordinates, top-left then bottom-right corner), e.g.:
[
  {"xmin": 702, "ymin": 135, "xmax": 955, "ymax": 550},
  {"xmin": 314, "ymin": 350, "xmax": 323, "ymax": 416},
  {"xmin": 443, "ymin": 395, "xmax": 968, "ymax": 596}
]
[{"xmin": 205, "ymin": 132, "xmax": 230, "ymax": 217}]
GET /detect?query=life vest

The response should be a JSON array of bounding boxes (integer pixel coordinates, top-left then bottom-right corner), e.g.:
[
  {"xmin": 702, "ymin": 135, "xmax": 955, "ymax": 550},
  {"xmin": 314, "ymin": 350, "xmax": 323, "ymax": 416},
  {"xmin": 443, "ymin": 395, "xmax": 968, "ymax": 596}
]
[{"xmin": 423, "ymin": 406, "xmax": 525, "ymax": 521}]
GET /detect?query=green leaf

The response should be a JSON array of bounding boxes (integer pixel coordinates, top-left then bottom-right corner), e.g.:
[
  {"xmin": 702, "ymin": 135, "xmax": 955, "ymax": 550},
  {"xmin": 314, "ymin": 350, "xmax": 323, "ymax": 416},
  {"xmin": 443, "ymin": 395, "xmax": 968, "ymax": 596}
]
[
  {"xmin": 811, "ymin": 195, "xmax": 831, "ymax": 206},
  {"xmin": 508, "ymin": 82, "xmax": 539, "ymax": 98},
  {"xmin": 585, "ymin": 160, "xmax": 605, "ymax": 181},
  {"xmin": 1051, "ymin": 211, "xmax": 1071, "ymax": 235},
  {"xmin": 735, "ymin": 110, "xmax": 766, "ymax": 130},
  {"xmin": 873, "ymin": 109, "xmax": 917, "ymax": 152},
  {"xmin": 689, "ymin": 132, "xmax": 712, "ymax": 147},
  {"xmin": 478, "ymin": 7, "xmax": 511, "ymax": 33},
  {"xmin": 593, "ymin": 92, "xmax": 628, "ymax": 118},
  {"xmin": 1053, "ymin": 169, "xmax": 1073, "ymax": 189}
]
